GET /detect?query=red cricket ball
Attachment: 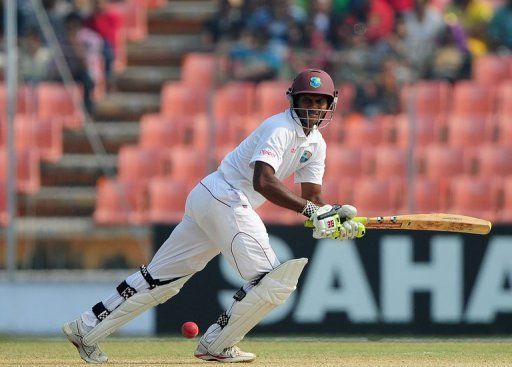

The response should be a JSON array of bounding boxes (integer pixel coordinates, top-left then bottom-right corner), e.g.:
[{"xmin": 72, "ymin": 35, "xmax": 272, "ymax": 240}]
[{"xmin": 181, "ymin": 321, "xmax": 199, "ymax": 338}]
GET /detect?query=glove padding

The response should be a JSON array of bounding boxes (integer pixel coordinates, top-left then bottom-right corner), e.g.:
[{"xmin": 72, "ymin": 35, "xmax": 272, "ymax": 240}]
[
  {"xmin": 311, "ymin": 204, "xmax": 341, "ymax": 239},
  {"xmin": 311, "ymin": 204, "xmax": 365, "ymax": 240}
]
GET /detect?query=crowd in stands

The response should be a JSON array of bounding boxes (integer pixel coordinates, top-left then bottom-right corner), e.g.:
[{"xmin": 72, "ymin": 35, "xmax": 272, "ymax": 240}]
[
  {"xmin": 1, "ymin": 0, "xmax": 124, "ymax": 113},
  {"xmin": 204, "ymin": 0, "xmax": 512, "ymax": 116}
]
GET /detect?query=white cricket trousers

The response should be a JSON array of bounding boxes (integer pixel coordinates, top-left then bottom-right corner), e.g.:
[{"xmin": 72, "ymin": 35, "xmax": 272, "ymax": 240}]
[{"xmin": 148, "ymin": 171, "xmax": 280, "ymax": 282}]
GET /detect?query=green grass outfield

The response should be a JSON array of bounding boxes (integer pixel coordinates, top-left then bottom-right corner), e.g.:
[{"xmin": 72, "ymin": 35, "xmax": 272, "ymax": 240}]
[{"xmin": 1, "ymin": 336, "xmax": 511, "ymax": 367}]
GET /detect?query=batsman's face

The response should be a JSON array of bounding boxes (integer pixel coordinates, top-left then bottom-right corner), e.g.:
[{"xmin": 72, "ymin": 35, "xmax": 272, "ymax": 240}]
[{"xmin": 295, "ymin": 93, "xmax": 330, "ymax": 128}]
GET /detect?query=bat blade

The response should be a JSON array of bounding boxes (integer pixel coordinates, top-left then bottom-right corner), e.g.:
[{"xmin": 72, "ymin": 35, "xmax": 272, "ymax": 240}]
[{"xmin": 359, "ymin": 213, "xmax": 492, "ymax": 235}]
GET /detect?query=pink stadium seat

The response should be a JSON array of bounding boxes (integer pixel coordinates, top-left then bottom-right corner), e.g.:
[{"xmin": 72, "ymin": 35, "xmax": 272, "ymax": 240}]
[
  {"xmin": 213, "ymin": 82, "xmax": 256, "ymax": 121},
  {"xmin": 476, "ymin": 145, "xmax": 512, "ymax": 176},
  {"xmin": 446, "ymin": 175, "xmax": 498, "ymax": 221},
  {"xmin": 255, "ymin": 80, "xmax": 291, "ymax": 117},
  {"xmin": 14, "ymin": 115, "xmax": 63, "ymax": 163},
  {"xmin": 181, "ymin": 53, "xmax": 218, "ymax": 89},
  {"xmin": 0, "ymin": 181, "xmax": 6, "ymax": 226},
  {"xmin": 341, "ymin": 119, "xmax": 384, "ymax": 148},
  {"xmin": 227, "ymin": 115, "xmax": 260, "ymax": 144},
  {"xmin": 352, "ymin": 178, "xmax": 400, "ymax": 217},
  {"xmin": 400, "ymin": 81, "xmax": 451, "ymax": 118},
  {"xmin": 500, "ymin": 177, "xmax": 512, "ymax": 222},
  {"xmin": 446, "ymin": 114, "xmax": 493, "ymax": 148},
  {"xmin": 161, "ymin": 82, "xmax": 208, "ymax": 118},
  {"xmin": 148, "ymin": 177, "xmax": 188, "ymax": 223},
  {"xmin": 256, "ymin": 201, "xmax": 301, "ymax": 225},
  {"xmin": 423, "ymin": 145, "xmax": 466, "ymax": 178},
  {"xmin": 452, "ymin": 81, "xmax": 496, "ymax": 117},
  {"xmin": 93, "ymin": 177, "xmax": 146, "ymax": 225},
  {"xmin": 37, "ymin": 83, "xmax": 84, "ymax": 130},
  {"xmin": 0, "ymin": 148, "xmax": 40, "ymax": 194},
  {"xmin": 0, "ymin": 83, "xmax": 34, "ymax": 115},
  {"xmin": 473, "ymin": 55, "xmax": 511, "ymax": 86},
  {"xmin": 497, "ymin": 81, "xmax": 512, "ymax": 116},
  {"xmin": 118, "ymin": 145, "xmax": 165, "ymax": 184},
  {"xmin": 496, "ymin": 117, "xmax": 512, "ymax": 146},
  {"xmin": 410, "ymin": 177, "xmax": 442, "ymax": 213},
  {"xmin": 185, "ymin": 114, "xmax": 210, "ymax": 152},
  {"xmin": 166, "ymin": 146, "xmax": 208, "ymax": 185},
  {"xmin": 139, "ymin": 114, "xmax": 184, "ymax": 149},
  {"xmin": 395, "ymin": 113, "xmax": 438, "ymax": 147},
  {"xmin": 325, "ymin": 146, "xmax": 364, "ymax": 180},
  {"xmin": 336, "ymin": 82, "xmax": 356, "ymax": 114},
  {"xmin": 374, "ymin": 145, "xmax": 410, "ymax": 178}
]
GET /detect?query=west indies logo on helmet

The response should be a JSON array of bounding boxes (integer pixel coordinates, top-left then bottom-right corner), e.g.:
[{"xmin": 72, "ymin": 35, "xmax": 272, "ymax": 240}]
[{"xmin": 286, "ymin": 69, "xmax": 338, "ymax": 131}]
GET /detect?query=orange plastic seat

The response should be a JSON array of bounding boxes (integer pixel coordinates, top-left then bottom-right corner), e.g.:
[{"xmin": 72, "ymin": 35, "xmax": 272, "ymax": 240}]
[
  {"xmin": 117, "ymin": 145, "xmax": 165, "ymax": 184},
  {"xmin": 256, "ymin": 201, "xmax": 301, "ymax": 225},
  {"xmin": 161, "ymin": 82, "xmax": 208, "ymax": 119},
  {"xmin": 341, "ymin": 119, "xmax": 384, "ymax": 148},
  {"xmin": 476, "ymin": 145, "xmax": 512, "ymax": 176},
  {"xmin": 446, "ymin": 114, "xmax": 493, "ymax": 148},
  {"xmin": 213, "ymin": 82, "xmax": 256, "ymax": 121},
  {"xmin": 148, "ymin": 177, "xmax": 188, "ymax": 223},
  {"xmin": 395, "ymin": 114, "xmax": 437, "ymax": 147},
  {"xmin": 255, "ymin": 80, "xmax": 291, "ymax": 117},
  {"xmin": 93, "ymin": 177, "xmax": 146, "ymax": 225},
  {"xmin": 409, "ymin": 177, "xmax": 442, "ymax": 213},
  {"xmin": 336, "ymin": 82, "xmax": 356, "ymax": 114},
  {"xmin": 15, "ymin": 115, "xmax": 63, "ymax": 163},
  {"xmin": 500, "ymin": 177, "xmax": 512, "ymax": 222},
  {"xmin": 36, "ymin": 83, "xmax": 84, "ymax": 129},
  {"xmin": 496, "ymin": 117, "xmax": 512, "ymax": 147},
  {"xmin": 451, "ymin": 81, "xmax": 496, "ymax": 117},
  {"xmin": 423, "ymin": 145, "xmax": 466, "ymax": 178},
  {"xmin": 325, "ymin": 146, "xmax": 364, "ymax": 179},
  {"xmin": 0, "ymin": 148, "xmax": 40, "ymax": 194},
  {"xmin": 374, "ymin": 145, "xmax": 410, "ymax": 178},
  {"xmin": 0, "ymin": 83, "xmax": 34, "ymax": 115},
  {"xmin": 139, "ymin": 114, "xmax": 184, "ymax": 149},
  {"xmin": 352, "ymin": 178, "xmax": 399, "ymax": 217},
  {"xmin": 0, "ymin": 181, "xmax": 6, "ymax": 226},
  {"xmin": 184, "ymin": 114, "xmax": 210, "ymax": 152},
  {"xmin": 400, "ymin": 81, "xmax": 451, "ymax": 118},
  {"xmin": 446, "ymin": 175, "xmax": 498, "ymax": 221},
  {"xmin": 181, "ymin": 53, "xmax": 218, "ymax": 89},
  {"xmin": 166, "ymin": 146, "xmax": 208, "ymax": 185},
  {"xmin": 497, "ymin": 81, "xmax": 512, "ymax": 116},
  {"xmin": 472, "ymin": 55, "xmax": 511, "ymax": 87}
]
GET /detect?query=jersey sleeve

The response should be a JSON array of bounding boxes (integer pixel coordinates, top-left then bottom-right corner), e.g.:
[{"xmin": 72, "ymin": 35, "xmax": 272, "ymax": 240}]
[
  {"xmin": 294, "ymin": 140, "xmax": 326, "ymax": 185},
  {"xmin": 249, "ymin": 125, "xmax": 290, "ymax": 172}
]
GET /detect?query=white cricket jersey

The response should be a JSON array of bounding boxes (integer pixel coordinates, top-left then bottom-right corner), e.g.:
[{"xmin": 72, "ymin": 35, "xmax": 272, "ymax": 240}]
[{"xmin": 218, "ymin": 108, "xmax": 326, "ymax": 209}]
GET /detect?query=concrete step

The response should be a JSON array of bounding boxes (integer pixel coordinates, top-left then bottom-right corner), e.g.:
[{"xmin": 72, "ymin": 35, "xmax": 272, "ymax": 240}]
[
  {"xmin": 41, "ymin": 154, "xmax": 117, "ymax": 187},
  {"xmin": 63, "ymin": 122, "xmax": 140, "ymax": 154},
  {"xmin": 18, "ymin": 187, "xmax": 96, "ymax": 217},
  {"xmin": 114, "ymin": 65, "xmax": 180, "ymax": 93},
  {"xmin": 148, "ymin": 0, "xmax": 216, "ymax": 35},
  {"xmin": 127, "ymin": 34, "xmax": 210, "ymax": 67},
  {"xmin": 93, "ymin": 92, "xmax": 160, "ymax": 121}
]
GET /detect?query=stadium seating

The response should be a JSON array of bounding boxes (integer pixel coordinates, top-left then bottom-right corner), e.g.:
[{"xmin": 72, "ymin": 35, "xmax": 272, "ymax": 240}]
[
  {"xmin": 395, "ymin": 114, "xmax": 437, "ymax": 147},
  {"xmin": 400, "ymin": 80, "xmax": 451, "ymax": 118},
  {"xmin": 0, "ymin": 83, "xmax": 34, "ymax": 115},
  {"xmin": 166, "ymin": 146, "xmax": 209, "ymax": 185},
  {"xmin": 475, "ymin": 145, "xmax": 512, "ymax": 177},
  {"xmin": 117, "ymin": 145, "xmax": 165, "ymax": 184},
  {"xmin": 451, "ymin": 81, "xmax": 495, "ymax": 117},
  {"xmin": 408, "ymin": 177, "xmax": 442, "ymax": 213},
  {"xmin": 36, "ymin": 83, "xmax": 84, "ymax": 130},
  {"xmin": 496, "ymin": 117, "xmax": 512, "ymax": 147},
  {"xmin": 181, "ymin": 53, "xmax": 218, "ymax": 89},
  {"xmin": 185, "ymin": 114, "xmax": 210, "ymax": 152},
  {"xmin": 446, "ymin": 114, "xmax": 494, "ymax": 148},
  {"xmin": 213, "ymin": 82, "xmax": 256, "ymax": 121},
  {"xmin": 340, "ymin": 118, "xmax": 384, "ymax": 148},
  {"xmin": 500, "ymin": 177, "xmax": 512, "ymax": 222},
  {"xmin": 256, "ymin": 201, "xmax": 302, "ymax": 225},
  {"xmin": 472, "ymin": 55, "xmax": 511, "ymax": 87},
  {"xmin": 446, "ymin": 175, "xmax": 499, "ymax": 222},
  {"xmin": 374, "ymin": 145, "xmax": 410, "ymax": 178},
  {"xmin": 497, "ymin": 81, "xmax": 512, "ymax": 116},
  {"xmin": 160, "ymin": 82, "xmax": 209, "ymax": 118},
  {"xmin": 138, "ymin": 113, "xmax": 185, "ymax": 149},
  {"xmin": 0, "ymin": 148, "xmax": 40, "ymax": 194},
  {"xmin": 14, "ymin": 115, "xmax": 63, "ymax": 163},
  {"xmin": 423, "ymin": 145, "xmax": 467, "ymax": 178},
  {"xmin": 148, "ymin": 177, "xmax": 188, "ymax": 223},
  {"xmin": 324, "ymin": 146, "xmax": 365, "ymax": 179},
  {"xmin": 0, "ymin": 181, "xmax": 6, "ymax": 226},
  {"xmin": 336, "ymin": 82, "xmax": 356, "ymax": 114},
  {"xmin": 352, "ymin": 178, "xmax": 401, "ymax": 217},
  {"xmin": 93, "ymin": 177, "xmax": 146, "ymax": 225},
  {"xmin": 255, "ymin": 80, "xmax": 291, "ymax": 117}
]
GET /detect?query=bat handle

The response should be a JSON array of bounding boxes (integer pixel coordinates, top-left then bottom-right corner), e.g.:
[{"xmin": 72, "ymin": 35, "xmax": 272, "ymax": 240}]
[{"xmin": 304, "ymin": 217, "xmax": 367, "ymax": 238}]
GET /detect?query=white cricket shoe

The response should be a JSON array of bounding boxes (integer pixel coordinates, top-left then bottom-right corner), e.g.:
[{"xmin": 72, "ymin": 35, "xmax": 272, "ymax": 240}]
[
  {"xmin": 62, "ymin": 318, "xmax": 108, "ymax": 364},
  {"xmin": 194, "ymin": 343, "xmax": 256, "ymax": 363}
]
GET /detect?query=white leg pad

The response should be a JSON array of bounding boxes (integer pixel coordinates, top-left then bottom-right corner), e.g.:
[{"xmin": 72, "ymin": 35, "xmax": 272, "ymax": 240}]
[
  {"xmin": 83, "ymin": 274, "xmax": 192, "ymax": 345},
  {"xmin": 207, "ymin": 258, "xmax": 308, "ymax": 354}
]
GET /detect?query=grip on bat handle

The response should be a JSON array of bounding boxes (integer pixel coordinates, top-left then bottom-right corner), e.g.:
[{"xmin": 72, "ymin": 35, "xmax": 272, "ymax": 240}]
[{"xmin": 304, "ymin": 217, "xmax": 366, "ymax": 238}]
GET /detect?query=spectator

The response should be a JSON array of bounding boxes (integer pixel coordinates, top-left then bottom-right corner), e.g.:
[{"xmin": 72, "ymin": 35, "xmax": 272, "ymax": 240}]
[
  {"xmin": 403, "ymin": 0, "xmax": 446, "ymax": 77},
  {"xmin": 19, "ymin": 28, "xmax": 52, "ymax": 83},
  {"xmin": 203, "ymin": 0, "xmax": 246, "ymax": 46},
  {"xmin": 228, "ymin": 27, "xmax": 283, "ymax": 82},
  {"xmin": 487, "ymin": 0, "xmax": 512, "ymax": 52},
  {"xmin": 84, "ymin": 0, "xmax": 122, "ymax": 86}
]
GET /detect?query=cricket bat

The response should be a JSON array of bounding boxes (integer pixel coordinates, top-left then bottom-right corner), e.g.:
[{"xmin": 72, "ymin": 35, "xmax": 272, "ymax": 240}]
[{"xmin": 304, "ymin": 213, "xmax": 492, "ymax": 235}]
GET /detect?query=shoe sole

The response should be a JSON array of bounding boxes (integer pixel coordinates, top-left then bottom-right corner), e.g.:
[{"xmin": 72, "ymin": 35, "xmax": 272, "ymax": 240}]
[
  {"xmin": 194, "ymin": 352, "xmax": 255, "ymax": 363},
  {"xmin": 62, "ymin": 323, "xmax": 107, "ymax": 364}
]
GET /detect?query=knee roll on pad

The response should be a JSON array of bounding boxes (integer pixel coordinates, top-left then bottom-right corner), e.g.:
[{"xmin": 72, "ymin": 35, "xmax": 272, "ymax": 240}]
[
  {"xmin": 207, "ymin": 258, "xmax": 308, "ymax": 354},
  {"xmin": 83, "ymin": 273, "xmax": 192, "ymax": 346}
]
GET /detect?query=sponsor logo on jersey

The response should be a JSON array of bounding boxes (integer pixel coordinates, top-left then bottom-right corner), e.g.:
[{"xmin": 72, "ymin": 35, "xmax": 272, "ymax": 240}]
[
  {"xmin": 300, "ymin": 150, "xmax": 312, "ymax": 163},
  {"xmin": 310, "ymin": 76, "xmax": 322, "ymax": 88}
]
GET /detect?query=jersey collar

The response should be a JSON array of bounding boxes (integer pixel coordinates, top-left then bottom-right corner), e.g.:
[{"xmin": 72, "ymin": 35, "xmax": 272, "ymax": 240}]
[{"xmin": 286, "ymin": 109, "xmax": 320, "ymax": 144}]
